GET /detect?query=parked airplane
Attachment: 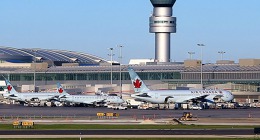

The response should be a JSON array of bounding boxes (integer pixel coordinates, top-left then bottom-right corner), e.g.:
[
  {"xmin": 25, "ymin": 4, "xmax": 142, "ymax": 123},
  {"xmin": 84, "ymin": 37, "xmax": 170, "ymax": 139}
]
[
  {"xmin": 128, "ymin": 68, "xmax": 234, "ymax": 104},
  {"xmin": 57, "ymin": 83, "xmax": 124, "ymax": 106},
  {"xmin": 3, "ymin": 78, "xmax": 60, "ymax": 104}
]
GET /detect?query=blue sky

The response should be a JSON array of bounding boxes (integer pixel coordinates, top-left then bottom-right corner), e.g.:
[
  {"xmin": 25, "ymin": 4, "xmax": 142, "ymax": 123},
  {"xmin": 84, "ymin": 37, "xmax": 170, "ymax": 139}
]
[{"xmin": 1, "ymin": 0, "xmax": 260, "ymax": 64}]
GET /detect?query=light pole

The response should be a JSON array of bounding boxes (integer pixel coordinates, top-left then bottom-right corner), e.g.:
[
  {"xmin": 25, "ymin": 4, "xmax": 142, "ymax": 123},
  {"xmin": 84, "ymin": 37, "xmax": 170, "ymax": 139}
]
[
  {"xmin": 108, "ymin": 48, "xmax": 114, "ymax": 85},
  {"xmin": 188, "ymin": 52, "xmax": 195, "ymax": 59},
  {"xmin": 218, "ymin": 51, "xmax": 226, "ymax": 60},
  {"xmin": 118, "ymin": 45, "xmax": 123, "ymax": 96},
  {"xmin": 32, "ymin": 49, "xmax": 37, "ymax": 92},
  {"xmin": 197, "ymin": 44, "xmax": 205, "ymax": 89}
]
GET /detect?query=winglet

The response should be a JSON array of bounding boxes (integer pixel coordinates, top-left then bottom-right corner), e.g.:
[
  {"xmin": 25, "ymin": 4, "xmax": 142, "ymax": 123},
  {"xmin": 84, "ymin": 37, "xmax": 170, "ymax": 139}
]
[{"xmin": 128, "ymin": 67, "xmax": 150, "ymax": 93}]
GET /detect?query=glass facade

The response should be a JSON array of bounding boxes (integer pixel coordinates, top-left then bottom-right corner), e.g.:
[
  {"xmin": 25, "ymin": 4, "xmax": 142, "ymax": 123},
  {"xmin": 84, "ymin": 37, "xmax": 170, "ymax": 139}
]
[
  {"xmin": 5, "ymin": 72, "xmax": 181, "ymax": 82},
  {"xmin": 2, "ymin": 66, "xmax": 260, "ymax": 93}
]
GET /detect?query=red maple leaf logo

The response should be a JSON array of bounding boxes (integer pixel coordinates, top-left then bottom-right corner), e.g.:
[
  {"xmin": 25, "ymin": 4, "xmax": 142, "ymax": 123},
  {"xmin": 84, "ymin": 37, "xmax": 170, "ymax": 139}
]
[
  {"xmin": 133, "ymin": 79, "xmax": 142, "ymax": 88},
  {"xmin": 58, "ymin": 88, "xmax": 63, "ymax": 93},
  {"xmin": 7, "ymin": 85, "xmax": 12, "ymax": 91}
]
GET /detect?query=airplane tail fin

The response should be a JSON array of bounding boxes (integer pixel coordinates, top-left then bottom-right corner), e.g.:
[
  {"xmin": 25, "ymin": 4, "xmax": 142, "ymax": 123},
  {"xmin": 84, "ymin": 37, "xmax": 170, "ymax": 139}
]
[
  {"xmin": 128, "ymin": 67, "xmax": 150, "ymax": 93},
  {"xmin": 57, "ymin": 83, "xmax": 69, "ymax": 96},
  {"xmin": 4, "ymin": 78, "xmax": 18, "ymax": 94}
]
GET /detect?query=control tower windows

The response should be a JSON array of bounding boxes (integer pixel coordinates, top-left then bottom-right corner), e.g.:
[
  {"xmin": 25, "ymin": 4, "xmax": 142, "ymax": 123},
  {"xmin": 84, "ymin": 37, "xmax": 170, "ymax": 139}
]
[
  {"xmin": 153, "ymin": 20, "xmax": 174, "ymax": 24},
  {"xmin": 154, "ymin": 21, "xmax": 170, "ymax": 24}
]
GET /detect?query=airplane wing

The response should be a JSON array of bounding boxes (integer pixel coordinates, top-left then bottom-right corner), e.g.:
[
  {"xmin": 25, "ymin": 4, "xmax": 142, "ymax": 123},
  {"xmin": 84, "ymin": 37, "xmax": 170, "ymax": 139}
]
[
  {"xmin": 174, "ymin": 95, "xmax": 211, "ymax": 103},
  {"xmin": 36, "ymin": 96, "xmax": 55, "ymax": 101},
  {"xmin": 6, "ymin": 94, "xmax": 20, "ymax": 101},
  {"xmin": 190, "ymin": 95, "xmax": 209, "ymax": 103},
  {"xmin": 136, "ymin": 93, "xmax": 151, "ymax": 98},
  {"xmin": 82, "ymin": 100, "xmax": 94, "ymax": 104},
  {"xmin": 82, "ymin": 99, "xmax": 106, "ymax": 105},
  {"xmin": 9, "ymin": 94, "xmax": 18, "ymax": 98},
  {"xmin": 59, "ymin": 94, "xmax": 67, "ymax": 98}
]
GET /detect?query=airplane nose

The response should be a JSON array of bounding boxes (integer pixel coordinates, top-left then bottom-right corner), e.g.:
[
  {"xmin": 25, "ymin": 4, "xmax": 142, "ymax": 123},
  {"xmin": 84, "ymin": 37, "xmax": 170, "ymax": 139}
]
[{"xmin": 225, "ymin": 92, "xmax": 234, "ymax": 102}]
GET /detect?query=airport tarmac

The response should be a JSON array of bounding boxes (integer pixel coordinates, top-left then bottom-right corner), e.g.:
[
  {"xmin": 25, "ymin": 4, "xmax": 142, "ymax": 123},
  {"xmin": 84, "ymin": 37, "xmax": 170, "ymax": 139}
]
[
  {"xmin": 1, "ymin": 104, "xmax": 260, "ymax": 125},
  {"xmin": 1, "ymin": 104, "xmax": 260, "ymax": 119}
]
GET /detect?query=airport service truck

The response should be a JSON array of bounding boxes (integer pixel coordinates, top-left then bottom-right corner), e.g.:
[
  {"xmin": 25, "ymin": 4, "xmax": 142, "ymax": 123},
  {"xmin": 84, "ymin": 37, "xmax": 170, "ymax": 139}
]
[{"xmin": 107, "ymin": 103, "xmax": 128, "ymax": 110}]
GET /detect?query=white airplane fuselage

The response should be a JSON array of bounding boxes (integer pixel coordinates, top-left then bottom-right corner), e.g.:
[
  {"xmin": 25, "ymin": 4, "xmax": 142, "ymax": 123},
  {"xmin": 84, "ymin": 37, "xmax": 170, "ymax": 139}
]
[
  {"xmin": 62, "ymin": 95, "xmax": 124, "ymax": 104},
  {"xmin": 6, "ymin": 92, "xmax": 60, "ymax": 102},
  {"xmin": 131, "ymin": 89, "xmax": 234, "ymax": 104}
]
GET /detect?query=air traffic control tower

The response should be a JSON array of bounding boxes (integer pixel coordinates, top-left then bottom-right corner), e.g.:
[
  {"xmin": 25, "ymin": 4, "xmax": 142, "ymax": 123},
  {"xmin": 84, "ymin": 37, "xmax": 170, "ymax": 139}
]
[{"xmin": 149, "ymin": 0, "xmax": 176, "ymax": 62}]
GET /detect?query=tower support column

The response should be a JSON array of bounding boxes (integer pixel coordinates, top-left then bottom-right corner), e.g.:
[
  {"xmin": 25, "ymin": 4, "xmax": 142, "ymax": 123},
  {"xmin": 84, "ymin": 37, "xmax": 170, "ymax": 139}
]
[{"xmin": 155, "ymin": 33, "xmax": 170, "ymax": 62}]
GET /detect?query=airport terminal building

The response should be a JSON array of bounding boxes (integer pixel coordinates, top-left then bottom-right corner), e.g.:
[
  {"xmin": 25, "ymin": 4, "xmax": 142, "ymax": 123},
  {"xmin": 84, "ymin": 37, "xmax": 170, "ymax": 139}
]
[{"xmin": 1, "ymin": 46, "xmax": 260, "ymax": 103}]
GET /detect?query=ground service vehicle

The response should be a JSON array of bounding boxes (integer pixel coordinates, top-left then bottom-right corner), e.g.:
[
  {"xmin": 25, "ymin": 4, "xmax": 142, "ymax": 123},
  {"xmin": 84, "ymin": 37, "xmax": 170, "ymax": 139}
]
[{"xmin": 179, "ymin": 112, "xmax": 194, "ymax": 121}]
